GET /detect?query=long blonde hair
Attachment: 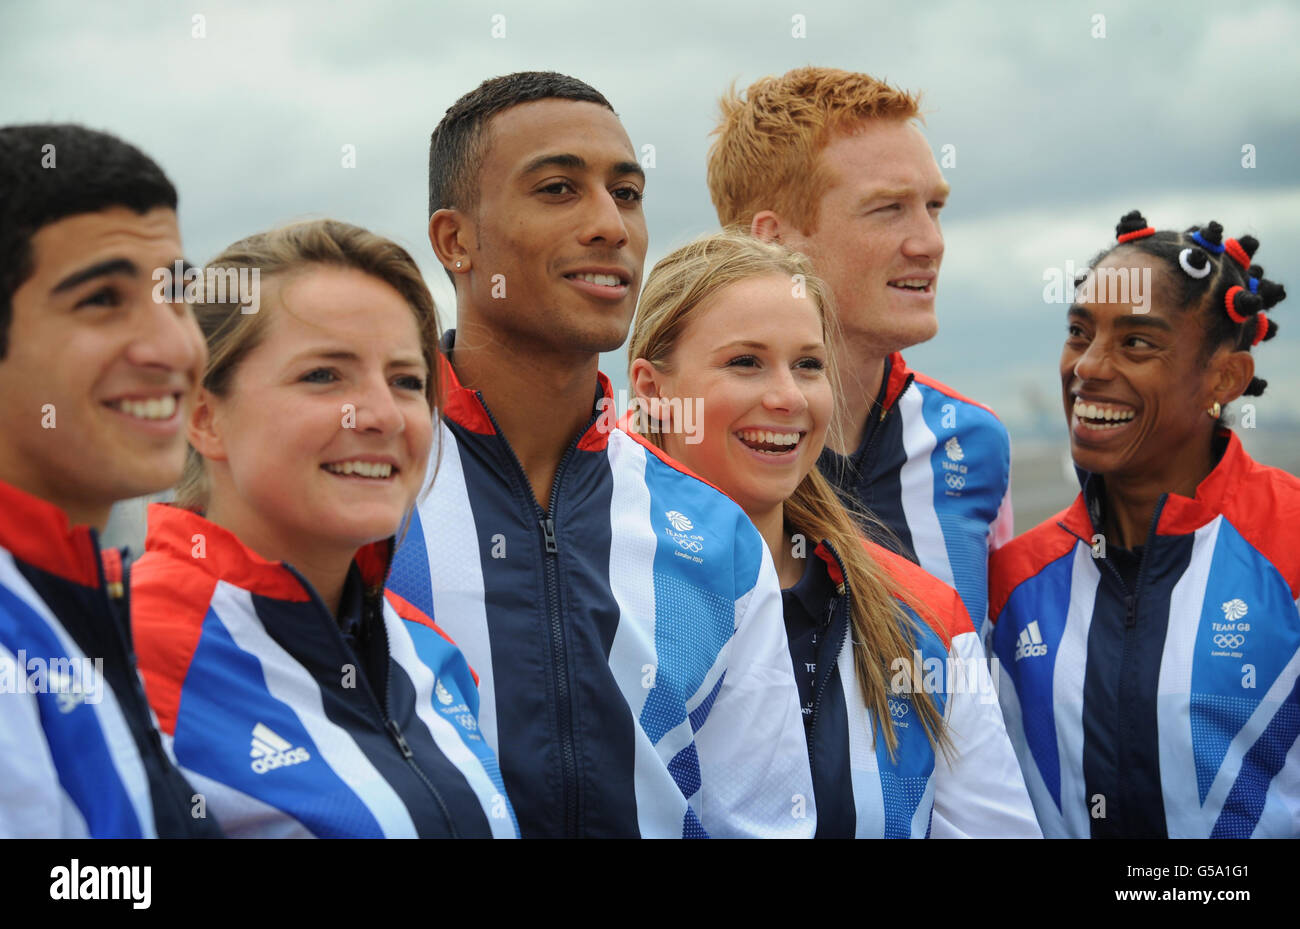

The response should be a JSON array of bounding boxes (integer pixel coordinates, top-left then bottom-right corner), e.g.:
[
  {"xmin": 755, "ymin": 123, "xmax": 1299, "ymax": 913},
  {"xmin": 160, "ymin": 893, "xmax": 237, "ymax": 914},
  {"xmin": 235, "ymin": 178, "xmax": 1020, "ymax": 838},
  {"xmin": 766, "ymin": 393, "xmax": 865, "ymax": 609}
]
[
  {"xmin": 173, "ymin": 219, "xmax": 441, "ymax": 511},
  {"xmin": 628, "ymin": 229, "xmax": 947, "ymax": 758}
]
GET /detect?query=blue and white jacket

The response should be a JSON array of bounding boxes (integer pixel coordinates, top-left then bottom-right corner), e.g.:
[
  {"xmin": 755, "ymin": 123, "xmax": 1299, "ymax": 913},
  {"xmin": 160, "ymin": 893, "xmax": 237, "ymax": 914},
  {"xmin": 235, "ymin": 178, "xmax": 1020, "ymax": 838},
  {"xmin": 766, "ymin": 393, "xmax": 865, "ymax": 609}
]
[
  {"xmin": 796, "ymin": 538, "xmax": 1039, "ymax": 838},
  {"xmin": 0, "ymin": 478, "xmax": 220, "ymax": 838},
  {"xmin": 819, "ymin": 353, "xmax": 1013, "ymax": 639},
  {"xmin": 132, "ymin": 504, "xmax": 516, "ymax": 838},
  {"xmin": 389, "ymin": 335, "xmax": 815, "ymax": 837},
  {"xmin": 989, "ymin": 431, "xmax": 1300, "ymax": 838}
]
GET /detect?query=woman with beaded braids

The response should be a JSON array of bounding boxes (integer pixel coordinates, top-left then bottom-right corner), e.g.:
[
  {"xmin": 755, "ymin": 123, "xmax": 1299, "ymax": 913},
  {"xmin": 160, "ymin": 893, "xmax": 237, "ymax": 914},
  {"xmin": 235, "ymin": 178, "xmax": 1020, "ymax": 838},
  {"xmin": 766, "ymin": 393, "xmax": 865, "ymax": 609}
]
[{"xmin": 988, "ymin": 211, "xmax": 1298, "ymax": 838}]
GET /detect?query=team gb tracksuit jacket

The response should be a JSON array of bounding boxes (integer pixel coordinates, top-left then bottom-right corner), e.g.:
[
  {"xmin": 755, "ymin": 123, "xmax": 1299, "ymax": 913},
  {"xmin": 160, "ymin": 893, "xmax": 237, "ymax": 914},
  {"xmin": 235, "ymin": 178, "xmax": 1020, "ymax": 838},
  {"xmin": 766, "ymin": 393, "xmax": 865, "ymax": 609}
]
[
  {"xmin": 0, "ymin": 478, "xmax": 220, "ymax": 838},
  {"xmin": 132, "ymin": 504, "xmax": 516, "ymax": 838},
  {"xmin": 989, "ymin": 430, "xmax": 1300, "ymax": 838},
  {"xmin": 388, "ymin": 334, "xmax": 815, "ymax": 838},
  {"xmin": 793, "ymin": 537, "xmax": 1039, "ymax": 837},
  {"xmin": 819, "ymin": 352, "xmax": 1014, "ymax": 639}
]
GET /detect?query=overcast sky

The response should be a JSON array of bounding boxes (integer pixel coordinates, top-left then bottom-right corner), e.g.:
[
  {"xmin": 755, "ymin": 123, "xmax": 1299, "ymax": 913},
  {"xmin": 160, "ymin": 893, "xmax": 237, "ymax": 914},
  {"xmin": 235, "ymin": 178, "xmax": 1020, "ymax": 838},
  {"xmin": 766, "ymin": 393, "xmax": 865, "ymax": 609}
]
[{"xmin": 3, "ymin": 0, "xmax": 1297, "ymax": 439}]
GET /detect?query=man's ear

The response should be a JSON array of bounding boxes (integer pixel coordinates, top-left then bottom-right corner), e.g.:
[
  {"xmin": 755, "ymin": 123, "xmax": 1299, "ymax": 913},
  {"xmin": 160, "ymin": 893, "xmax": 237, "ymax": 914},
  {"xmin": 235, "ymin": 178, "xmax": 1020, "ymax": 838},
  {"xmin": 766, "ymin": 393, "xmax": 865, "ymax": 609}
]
[
  {"xmin": 429, "ymin": 209, "xmax": 472, "ymax": 276},
  {"xmin": 1210, "ymin": 348, "xmax": 1256, "ymax": 408},
  {"xmin": 751, "ymin": 211, "xmax": 784, "ymax": 243},
  {"xmin": 187, "ymin": 387, "xmax": 228, "ymax": 463}
]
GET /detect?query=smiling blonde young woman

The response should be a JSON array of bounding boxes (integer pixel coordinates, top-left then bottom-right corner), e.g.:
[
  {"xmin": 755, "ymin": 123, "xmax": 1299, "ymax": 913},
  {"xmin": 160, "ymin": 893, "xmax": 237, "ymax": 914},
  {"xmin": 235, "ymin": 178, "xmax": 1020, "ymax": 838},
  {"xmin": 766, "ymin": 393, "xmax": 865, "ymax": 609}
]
[
  {"xmin": 628, "ymin": 230, "xmax": 1038, "ymax": 838},
  {"xmin": 130, "ymin": 219, "xmax": 515, "ymax": 838}
]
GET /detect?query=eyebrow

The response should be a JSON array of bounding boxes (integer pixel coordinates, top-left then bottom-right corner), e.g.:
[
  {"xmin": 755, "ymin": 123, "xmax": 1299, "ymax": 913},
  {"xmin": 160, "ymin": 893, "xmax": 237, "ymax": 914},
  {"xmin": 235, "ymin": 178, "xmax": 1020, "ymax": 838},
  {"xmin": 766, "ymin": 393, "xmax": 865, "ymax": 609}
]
[
  {"xmin": 519, "ymin": 152, "xmax": 646, "ymax": 183},
  {"xmin": 714, "ymin": 339, "xmax": 825, "ymax": 353},
  {"xmin": 857, "ymin": 182, "xmax": 951, "ymax": 206},
  {"xmin": 51, "ymin": 257, "xmax": 139, "ymax": 294},
  {"xmin": 288, "ymin": 348, "xmax": 427, "ymax": 368},
  {"xmin": 1067, "ymin": 305, "xmax": 1174, "ymax": 331}
]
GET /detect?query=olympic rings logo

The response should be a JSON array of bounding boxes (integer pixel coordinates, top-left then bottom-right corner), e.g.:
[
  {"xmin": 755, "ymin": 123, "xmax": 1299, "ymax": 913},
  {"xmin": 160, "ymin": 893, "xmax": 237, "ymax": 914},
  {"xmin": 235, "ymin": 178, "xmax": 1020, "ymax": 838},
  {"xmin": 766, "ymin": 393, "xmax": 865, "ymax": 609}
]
[
  {"xmin": 945, "ymin": 474, "xmax": 965, "ymax": 489},
  {"xmin": 888, "ymin": 698, "xmax": 910, "ymax": 719},
  {"xmin": 676, "ymin": 539, "xmax": 703, "ymax": 553},
  {"xmin": 1213, "ymin": 634, "xmax": 1245, "ymax": 649}
]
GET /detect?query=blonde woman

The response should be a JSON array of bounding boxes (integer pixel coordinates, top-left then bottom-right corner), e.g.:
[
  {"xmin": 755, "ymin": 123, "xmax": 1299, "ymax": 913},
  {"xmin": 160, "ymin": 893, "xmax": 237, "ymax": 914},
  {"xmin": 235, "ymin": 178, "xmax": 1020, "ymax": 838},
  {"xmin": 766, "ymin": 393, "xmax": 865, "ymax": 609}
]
[
  {"xmin": 131, "ymin": 220, "xmax": 515, "ymax": 838},
  {"xmin": 628, "ymin": 230, "xmax": 1038, "ymax": 837}
]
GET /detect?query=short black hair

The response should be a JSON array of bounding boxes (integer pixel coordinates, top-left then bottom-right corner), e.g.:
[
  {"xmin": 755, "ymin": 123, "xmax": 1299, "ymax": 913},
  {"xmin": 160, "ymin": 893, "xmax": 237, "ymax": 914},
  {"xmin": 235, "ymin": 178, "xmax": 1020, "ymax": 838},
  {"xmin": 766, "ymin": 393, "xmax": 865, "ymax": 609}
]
[
  {"xmin": 427, "ymin": 71, "xmax": 614, "ymax": 221},
  {"xmin": 1089, "ymin": 210, "xmax": 1286, "ymax": 399},
  {"xmin": 0, "ymin": 124, "xmax": 178, "ymax": 359}
]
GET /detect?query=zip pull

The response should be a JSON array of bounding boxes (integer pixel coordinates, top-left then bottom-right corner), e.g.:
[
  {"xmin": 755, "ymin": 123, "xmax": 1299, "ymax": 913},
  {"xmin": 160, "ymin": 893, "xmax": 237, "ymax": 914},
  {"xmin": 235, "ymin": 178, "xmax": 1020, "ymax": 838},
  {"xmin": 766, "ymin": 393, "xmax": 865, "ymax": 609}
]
[
  {"xmin": 1125, "ymin": 595, "xmax": 1137, "ymax": 628},
  {"xmin": 540, "ymin": 517, "xmax": 558, "ymax": 554},
  {"xmin": 387, "ymin": 720, "xmax": 414, "ymax": 759},
  {"xmin": 823, "ymin": 596, "xmax": 837, "ymax": 629}
]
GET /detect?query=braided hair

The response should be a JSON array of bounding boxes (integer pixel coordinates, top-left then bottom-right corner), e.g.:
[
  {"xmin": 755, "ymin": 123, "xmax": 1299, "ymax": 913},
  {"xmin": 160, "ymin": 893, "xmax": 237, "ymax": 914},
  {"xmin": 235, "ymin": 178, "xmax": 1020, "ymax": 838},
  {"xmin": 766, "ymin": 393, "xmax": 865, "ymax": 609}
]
[{"xmin": 1091, "ymin": 210, "xmax": 1286, "ymax": 397}]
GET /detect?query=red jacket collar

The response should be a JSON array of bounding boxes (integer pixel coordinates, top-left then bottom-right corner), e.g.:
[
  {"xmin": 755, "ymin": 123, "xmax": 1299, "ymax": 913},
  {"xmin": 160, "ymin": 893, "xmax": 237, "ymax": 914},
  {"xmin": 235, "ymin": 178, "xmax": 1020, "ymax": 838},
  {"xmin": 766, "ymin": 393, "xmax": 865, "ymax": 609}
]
[
  {"xmin": 0, "ymin": 478, "xmax": 101, "ymax": 587},
  {"xmin": 438, "ymin": 350, "xmax": 617, "ymax": 451},
  {"xmin": 1070, "ymin": 429, "xmax": 1253, "ymax": 539},
  {"xmin": 1155, "ymin": 429, "xmax": 1252, "ymax": 536},
  {"xmin": 144, "ymin": 504, "xmax": 393, "ymax": 601},
  {"xmin": 881, "ymin": 352, "xmax": 913, "ymax": 412}
]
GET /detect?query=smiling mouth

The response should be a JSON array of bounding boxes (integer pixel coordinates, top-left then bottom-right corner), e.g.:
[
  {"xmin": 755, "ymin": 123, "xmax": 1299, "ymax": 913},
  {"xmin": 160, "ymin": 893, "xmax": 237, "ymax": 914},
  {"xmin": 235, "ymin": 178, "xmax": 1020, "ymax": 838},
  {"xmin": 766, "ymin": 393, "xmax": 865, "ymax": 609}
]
[
  {"xmin": 105, "ymin": 394, "xmax": 181, "ymax": 421},
  {"xmin": 1072, "ymin": 399, "xmax": 1137, "ymax": 431},
  {"xmin": 736, "ymin": 429, "xmax": 804, "ymax": 454},
  {"xmin": 887, "ymin": 278, "xmax": 933, "ymax": 293},
  {"xmin": 321, "ymin": 460, "xmax": 398, "ymax": 479},
  {"xmin": 564, "ymin": 271, "xmax": 628, "ymax": 288}
]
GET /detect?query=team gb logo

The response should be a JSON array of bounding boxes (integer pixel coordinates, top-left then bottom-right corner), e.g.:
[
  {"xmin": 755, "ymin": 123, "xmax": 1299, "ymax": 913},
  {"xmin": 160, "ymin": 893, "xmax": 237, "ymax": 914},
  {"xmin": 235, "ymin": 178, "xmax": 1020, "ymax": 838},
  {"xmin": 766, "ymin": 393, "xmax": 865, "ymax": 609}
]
[
  {"xmin": 1221, "ymin": 599, "xmax": 1248, "ymax": 621},
  {"xmin": 666, "ymin": 510, "xmax": 693, "ymax": 531}
]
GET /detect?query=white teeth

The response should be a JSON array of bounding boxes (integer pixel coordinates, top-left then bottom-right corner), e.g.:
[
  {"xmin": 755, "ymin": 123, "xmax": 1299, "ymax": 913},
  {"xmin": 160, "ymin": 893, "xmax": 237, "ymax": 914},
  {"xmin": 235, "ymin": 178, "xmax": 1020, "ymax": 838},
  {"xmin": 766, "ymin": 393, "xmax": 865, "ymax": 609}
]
[
  {"xmin": 1073, "ymin": 399, "xmax": 1135, "ymax": 424},
  {"xmin": 114, "ymin": 395, "xmax": 177, "ymax": 420},
  {"xmin": 889, "ymin": 278, "xmax": 930, "ymax": 290},
  {"xmin": 324, "ymin": 460, "xmax": 393, "ymax": 478},
  {"xmin": 737, "ymin": 429, "xmax": 801, "ymax": 447},
  {"xmin": 572, "ymin": 272, "xmax": 621, "ymax": 287}
]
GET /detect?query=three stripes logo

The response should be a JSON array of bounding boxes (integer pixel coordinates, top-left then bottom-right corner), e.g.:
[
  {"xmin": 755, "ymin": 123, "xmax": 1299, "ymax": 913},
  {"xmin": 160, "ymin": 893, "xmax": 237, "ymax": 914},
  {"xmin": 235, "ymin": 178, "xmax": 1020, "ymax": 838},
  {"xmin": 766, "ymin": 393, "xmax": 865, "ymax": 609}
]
[
  {"xmin": 249, "ymin": 722, "xmax": 311, "ymax": 774},
  {"xmin": 1014, "ymin": 621, "xmax": 1049, "ymax": 661}
]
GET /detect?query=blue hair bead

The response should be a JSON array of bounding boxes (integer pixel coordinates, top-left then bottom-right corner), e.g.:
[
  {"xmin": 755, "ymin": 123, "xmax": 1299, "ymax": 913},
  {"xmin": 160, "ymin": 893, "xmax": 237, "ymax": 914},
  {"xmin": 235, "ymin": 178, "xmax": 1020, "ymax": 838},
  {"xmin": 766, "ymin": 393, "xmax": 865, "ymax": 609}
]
[{"xmin": 1190, "ymin": 230, "xmax": 1225, "ymax": 254}]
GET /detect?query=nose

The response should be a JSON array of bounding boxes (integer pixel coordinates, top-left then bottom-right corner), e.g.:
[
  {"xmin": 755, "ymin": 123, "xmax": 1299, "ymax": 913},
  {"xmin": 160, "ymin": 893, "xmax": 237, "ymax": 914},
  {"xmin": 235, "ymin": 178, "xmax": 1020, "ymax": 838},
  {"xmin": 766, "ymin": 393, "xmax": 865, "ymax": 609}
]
[
  {"xmin": 125, "ymin": 288, "xmax": 207, "ymax": 377},
  {"xmin": 1071, "ymin": 334, "xmax": 1113, "ymax": 383},
  {"xmin": 901, "ymin": 206, "xmax": 944, "ymax": 264},
  {"xmin": 762, "ymin": 366, "xmax": 809, "ymax": 416},
  {"xmin": 577, "ymin": 187, "xmax": 630, "ymax": 250},
  {"xmin": 352, "ymin": 373, "xmax": 406, "ymax": 436}
]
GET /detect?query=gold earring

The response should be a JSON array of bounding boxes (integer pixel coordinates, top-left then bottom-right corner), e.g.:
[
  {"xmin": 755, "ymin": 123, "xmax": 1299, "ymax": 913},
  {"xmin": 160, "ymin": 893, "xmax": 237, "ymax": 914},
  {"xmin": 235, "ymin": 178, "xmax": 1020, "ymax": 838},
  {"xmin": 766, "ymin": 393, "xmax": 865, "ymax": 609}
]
[{"xmin": 1207, "ymin": 401, "xmax": 1221, "ymax": 418}]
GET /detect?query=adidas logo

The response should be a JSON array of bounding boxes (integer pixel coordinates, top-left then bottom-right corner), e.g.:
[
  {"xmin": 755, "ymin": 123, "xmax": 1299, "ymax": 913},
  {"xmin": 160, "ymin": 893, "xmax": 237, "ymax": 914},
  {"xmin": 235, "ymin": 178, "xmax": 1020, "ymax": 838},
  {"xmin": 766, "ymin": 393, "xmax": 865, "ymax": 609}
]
[
  {"xmin": 249, "ymin": 722, "xmax": 310, "ymax": 774},
  {"xmin": 1014, "ymin": 621, "xmax": 1049, "ymax": 660}
]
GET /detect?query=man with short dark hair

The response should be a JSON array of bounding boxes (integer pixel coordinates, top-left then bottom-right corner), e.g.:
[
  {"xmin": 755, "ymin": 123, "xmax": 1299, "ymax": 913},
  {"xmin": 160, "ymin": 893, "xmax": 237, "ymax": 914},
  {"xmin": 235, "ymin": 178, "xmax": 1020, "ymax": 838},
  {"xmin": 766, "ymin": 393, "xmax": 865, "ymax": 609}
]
[
  {"xmin": 390, "ymin": 72, "xmax": 814, "ymax": 838},
  {"xmin": 0, "ymin": 124, "xmax": 219, "ymax": 837}
]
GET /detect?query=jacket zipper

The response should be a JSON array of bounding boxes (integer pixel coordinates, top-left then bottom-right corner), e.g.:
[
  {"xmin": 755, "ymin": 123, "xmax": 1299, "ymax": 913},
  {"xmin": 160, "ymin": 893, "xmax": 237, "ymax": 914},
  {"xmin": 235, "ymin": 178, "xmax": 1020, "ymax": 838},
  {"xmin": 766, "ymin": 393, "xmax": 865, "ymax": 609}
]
[
  {"xmin": 97, "ymin": 539, "xmax": 199, "ymax": 835},
  {"xmin": 1058, "ymin": 493, "xmax": 1167, "ymax": 831},
  {"xmin": 806, "ymin": 543, "xmax": 851, "ymax": 772},
  {"xmin": 476, "ymin": 390, "xmax": 590, "ymax": 837},
  {"xmin": 284, "ymin": 563, "xmax": 459, "ymax": 838}
]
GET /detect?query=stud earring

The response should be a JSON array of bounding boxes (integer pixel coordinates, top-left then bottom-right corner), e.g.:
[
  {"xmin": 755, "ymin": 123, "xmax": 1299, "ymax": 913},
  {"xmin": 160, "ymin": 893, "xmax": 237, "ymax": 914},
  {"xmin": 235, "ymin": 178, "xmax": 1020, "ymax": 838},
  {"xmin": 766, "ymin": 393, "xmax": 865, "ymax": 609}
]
[
  {"xmin": 1207, "ymin": 401, "xmax": 1221, "ymax": 418},
  {"xmin": 455, "ymin": 260, "xmax": 463, "ymax": 269}
]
